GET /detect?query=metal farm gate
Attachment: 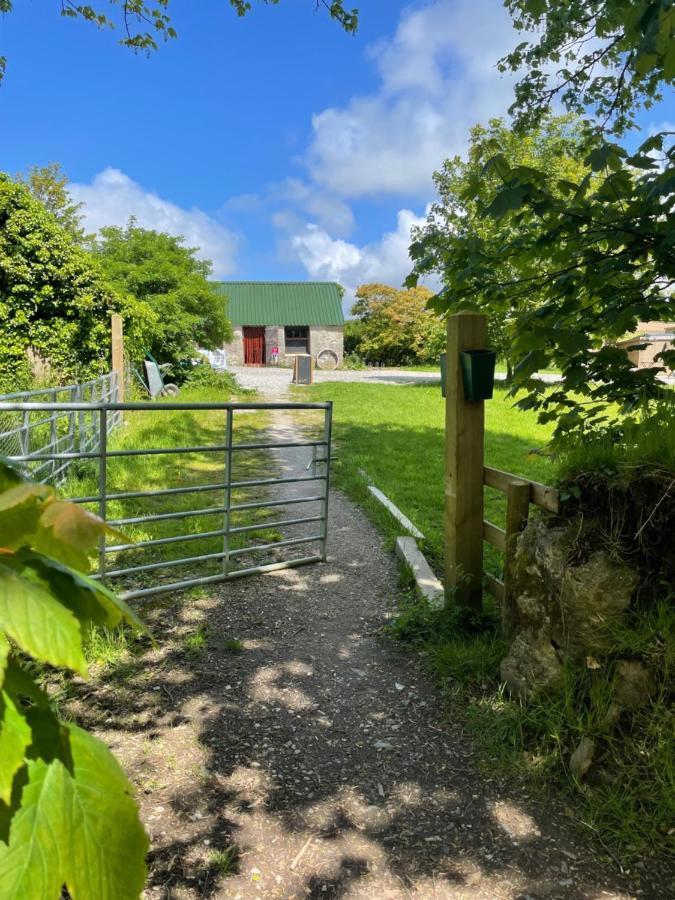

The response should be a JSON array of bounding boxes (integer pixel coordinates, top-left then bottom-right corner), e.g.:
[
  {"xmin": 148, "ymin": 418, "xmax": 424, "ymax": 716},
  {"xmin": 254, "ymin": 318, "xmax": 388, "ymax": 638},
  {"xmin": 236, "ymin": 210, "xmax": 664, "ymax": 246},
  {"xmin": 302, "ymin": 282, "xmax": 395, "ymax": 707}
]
[{"xmin": 0, "ymin": 400, "xmax": 332, "ymax": 601}]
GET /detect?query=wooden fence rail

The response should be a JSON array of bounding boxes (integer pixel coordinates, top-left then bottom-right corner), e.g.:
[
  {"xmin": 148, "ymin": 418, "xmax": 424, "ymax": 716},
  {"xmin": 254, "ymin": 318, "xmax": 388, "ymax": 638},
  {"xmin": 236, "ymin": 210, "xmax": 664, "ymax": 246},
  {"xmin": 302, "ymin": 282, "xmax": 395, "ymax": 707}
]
[{"xmin": 482, "ymin": 466, "xmax": 559, "ymax": 635}]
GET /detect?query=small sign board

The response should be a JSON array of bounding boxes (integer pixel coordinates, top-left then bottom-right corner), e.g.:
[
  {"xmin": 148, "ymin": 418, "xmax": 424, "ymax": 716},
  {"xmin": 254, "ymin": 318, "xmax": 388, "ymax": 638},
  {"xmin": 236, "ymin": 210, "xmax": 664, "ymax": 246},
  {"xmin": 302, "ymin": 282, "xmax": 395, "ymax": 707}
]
[{"xmin": 292, "ymin": 354, "xmax": 314, "ymax": 385}]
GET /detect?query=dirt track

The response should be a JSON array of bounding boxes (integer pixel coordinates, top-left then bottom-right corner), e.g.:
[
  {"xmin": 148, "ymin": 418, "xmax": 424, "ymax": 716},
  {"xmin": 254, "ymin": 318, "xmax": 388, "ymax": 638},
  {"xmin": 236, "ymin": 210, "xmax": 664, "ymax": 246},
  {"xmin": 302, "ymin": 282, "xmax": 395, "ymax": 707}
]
[{"xmin": 64, "ymin": 408, "xmax": 669, "ymax": 898}]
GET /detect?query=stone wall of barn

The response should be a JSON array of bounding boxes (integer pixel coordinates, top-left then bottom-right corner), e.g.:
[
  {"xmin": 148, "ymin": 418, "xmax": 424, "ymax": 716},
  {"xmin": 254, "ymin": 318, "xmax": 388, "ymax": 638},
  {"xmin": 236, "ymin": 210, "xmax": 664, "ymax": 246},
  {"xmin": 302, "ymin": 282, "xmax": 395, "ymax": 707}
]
[
  {"xmin": 223, "ymin": 324, "xmax": 344, "ymax": 368},
  {"xmin": 223, "ymin": 326, "xmax": 244, "ymax": 366},
  {"xmin": 309, "ymin": 326, "xmax": 344, "ymax": 368}
]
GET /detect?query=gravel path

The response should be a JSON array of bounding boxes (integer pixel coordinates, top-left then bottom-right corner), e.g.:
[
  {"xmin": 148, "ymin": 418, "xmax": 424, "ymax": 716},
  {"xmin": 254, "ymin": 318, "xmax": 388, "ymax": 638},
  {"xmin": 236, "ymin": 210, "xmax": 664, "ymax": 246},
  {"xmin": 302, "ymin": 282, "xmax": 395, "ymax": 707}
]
[
  {"xmin": 227, "ymin": 365, "xmax": 565, "ymax": 395},
  {"xmin": 64, "ymin": 401, "xmax": 669, "ymax": 899},
  {"xmin": 229, "ymin": 365, "xmax": 443, "ymax": 393},
  {"xmin": 86, "ymin": 491, "xmax": 655, "ymax": 899}
]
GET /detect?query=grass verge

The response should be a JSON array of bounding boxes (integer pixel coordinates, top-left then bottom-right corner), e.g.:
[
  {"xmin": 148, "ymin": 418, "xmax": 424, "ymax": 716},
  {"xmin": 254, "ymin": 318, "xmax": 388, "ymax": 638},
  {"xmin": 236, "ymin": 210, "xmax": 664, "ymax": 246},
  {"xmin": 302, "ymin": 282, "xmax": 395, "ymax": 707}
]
[
  {"xmin": 295, "ymin": 380, "xmax": 555, "ymax": 576},
  {"xmin": 387, "ymin": 589, "xmax": 674, "ymax": 863}
]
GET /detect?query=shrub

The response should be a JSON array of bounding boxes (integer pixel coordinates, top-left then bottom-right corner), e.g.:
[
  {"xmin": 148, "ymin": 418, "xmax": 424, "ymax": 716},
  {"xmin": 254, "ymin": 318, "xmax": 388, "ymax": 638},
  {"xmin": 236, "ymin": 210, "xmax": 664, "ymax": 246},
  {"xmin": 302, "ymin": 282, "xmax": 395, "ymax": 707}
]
[{"xmin": 183, "ymin": 363, "xmax": 240, "ymax": 395}]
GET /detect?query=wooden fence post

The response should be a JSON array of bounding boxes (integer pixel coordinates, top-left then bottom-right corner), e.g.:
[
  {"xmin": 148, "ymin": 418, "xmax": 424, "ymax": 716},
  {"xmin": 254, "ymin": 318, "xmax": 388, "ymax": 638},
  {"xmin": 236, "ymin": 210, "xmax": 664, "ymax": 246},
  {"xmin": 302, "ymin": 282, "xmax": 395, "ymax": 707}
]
[
  {"xmin": 503, "ymin": 480, "xmax": 530, "ymax": 638},
  {"xmin": 445, "ymin": 311, "xmax": 487, "ymax": 608},
  {"xmin": 111, "ymin": 314, "xmax": 125, "ymax": 403}
]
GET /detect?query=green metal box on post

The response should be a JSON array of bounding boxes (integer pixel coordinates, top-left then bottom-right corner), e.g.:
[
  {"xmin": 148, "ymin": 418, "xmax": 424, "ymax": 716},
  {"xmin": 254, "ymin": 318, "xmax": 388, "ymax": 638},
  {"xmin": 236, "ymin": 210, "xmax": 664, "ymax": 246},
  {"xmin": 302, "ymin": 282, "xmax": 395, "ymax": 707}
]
[{"xmin": 459, "ymin": 350, "xmax": 496, "ymax": 401}]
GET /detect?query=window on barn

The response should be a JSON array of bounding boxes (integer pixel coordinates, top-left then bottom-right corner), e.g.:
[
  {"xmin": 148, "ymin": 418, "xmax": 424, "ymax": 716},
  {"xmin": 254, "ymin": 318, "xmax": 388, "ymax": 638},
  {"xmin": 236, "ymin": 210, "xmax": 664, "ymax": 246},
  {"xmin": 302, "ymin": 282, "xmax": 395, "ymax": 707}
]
[{"xmin": 285, "ymin": 325, "xmax": 309, "ymax": 354}]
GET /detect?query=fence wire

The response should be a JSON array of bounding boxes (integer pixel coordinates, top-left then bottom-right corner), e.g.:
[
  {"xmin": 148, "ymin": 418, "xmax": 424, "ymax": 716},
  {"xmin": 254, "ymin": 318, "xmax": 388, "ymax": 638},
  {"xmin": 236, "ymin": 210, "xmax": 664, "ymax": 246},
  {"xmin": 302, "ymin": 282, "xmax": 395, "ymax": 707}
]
[{"xmin": 0, "ymin": 373, "xmax": 121, "ymax": 484}]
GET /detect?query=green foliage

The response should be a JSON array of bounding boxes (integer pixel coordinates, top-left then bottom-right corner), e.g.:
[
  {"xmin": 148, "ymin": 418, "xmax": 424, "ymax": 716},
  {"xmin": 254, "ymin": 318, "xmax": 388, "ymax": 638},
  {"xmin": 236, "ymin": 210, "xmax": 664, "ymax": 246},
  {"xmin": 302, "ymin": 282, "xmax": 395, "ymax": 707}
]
[
  {"xmin": 16, "ymin": 163, "xmax": 87, "ymax": 242},
  {"xmin": 349, "ymin": 283, "xmax": 446, "ymax": 366},
  {"xmin": 556, "ymin": 396, "xmax": 675, "ymax": 481},
  {"xmin": 387, "ymin": 594, "xmax": 505, "ymax": 684},
  {"xmin": 208, "ymin": 844, "xmax": 240, "ymax": 875},
  {"xmin": 84, "ymin": 624, "xmax": 133, "ymax": 670},
  {"xmin": 0, "ymin": 1, "xmax": 358, "ymax": 83},
  {"xmin": 93, "ymin": 222, "xmax": 232, "ymax": 371},
  {"xmin": 343, "ymin": 318, "xmax": 365, "ymax": 355},
  {"xmin": 0, "ymin": 460, "xmax": 148, "ymax": 898},
  {"xmin": 342, "ymin": 351, "xmax": 367, "ymax": 370},
  {"xmin": 223, "ymin": 638, "xmax": 244, "ymax": 653},
  {"xmin": 500, "ymin": 0, "xmax": 675, "ymax": 136},
  {"xmin": 0, "ymin": 176, "xmax": 155, "ymax": 391},
  {"xmin": 411, "ymin": 128, "xmax": 675, "ymax": 441},
  {"xmin": 181, "ymin": 624, "xmax": 210, "ymax": 658},
  {"xmin": 184, "ymin": 362, "xmax": 240, "ymax": 395},
  {"xmin": 410, "ymin": 116, "xmax": 590, "ymax": 374},
  {"xmin": 411, "ymin": 2, "xmax": 675, "ymax": 442}
]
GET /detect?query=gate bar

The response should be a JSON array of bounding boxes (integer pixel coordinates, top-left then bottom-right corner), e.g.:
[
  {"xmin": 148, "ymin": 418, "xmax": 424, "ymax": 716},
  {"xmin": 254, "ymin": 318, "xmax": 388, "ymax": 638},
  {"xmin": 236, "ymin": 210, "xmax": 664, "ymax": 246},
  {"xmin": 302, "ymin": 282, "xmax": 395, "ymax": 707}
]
[
  {"xmin": 0, "ymin": 401, "xmax": 331, "ymax": 412},
  {"xmin": 228, "ymin": 514, "xmax": 324, "ymax": 535},
  {"xmin": 119, "ymin": 555, "xmax": 323, "ymax": 602},
  {"xmin": 322, "ymin": 401, "xmax": 334, "ymax": 561},
  {"xmin": 223, "ymin": 408, "xmax": 234, "ymax": 577},
  {"xmin": 98, "ymin": 408, "xmax": 107, "ymax": 579}
]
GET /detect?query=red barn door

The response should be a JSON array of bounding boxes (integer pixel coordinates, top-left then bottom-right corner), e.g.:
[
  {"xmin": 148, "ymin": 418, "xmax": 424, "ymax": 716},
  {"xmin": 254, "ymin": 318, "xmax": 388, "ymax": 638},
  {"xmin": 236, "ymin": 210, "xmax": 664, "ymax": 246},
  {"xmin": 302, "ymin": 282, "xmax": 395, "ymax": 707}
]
[{"xmin": 243, "ymin": 327, "xmax": 266, "ymax": 365}]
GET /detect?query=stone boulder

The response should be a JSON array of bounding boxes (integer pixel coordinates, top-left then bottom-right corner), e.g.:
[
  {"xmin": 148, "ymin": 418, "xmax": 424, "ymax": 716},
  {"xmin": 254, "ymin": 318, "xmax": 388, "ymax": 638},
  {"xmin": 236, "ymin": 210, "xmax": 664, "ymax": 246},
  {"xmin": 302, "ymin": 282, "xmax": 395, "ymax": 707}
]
[{"xmin": 500, "ymin": 519, "xmax": 638, "ymax": 700}]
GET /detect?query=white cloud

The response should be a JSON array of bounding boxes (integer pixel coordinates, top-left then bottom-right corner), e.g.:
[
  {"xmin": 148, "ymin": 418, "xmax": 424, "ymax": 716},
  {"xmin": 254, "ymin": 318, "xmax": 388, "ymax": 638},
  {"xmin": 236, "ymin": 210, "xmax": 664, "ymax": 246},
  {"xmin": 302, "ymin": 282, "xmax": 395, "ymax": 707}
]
[
  {"xmin": 226, "ymin": 177, "xmax": 355, "ymax": 238},
  {"xmin": 275, "ymin": 178, "xmax": 355, "ymax": 236},
  {"xmin": 71, "ymin": 168, "xmax": 240, "ymax": 277},
  {"xmin": 306, "ymin": 0, "xmax": 518, "ymax": 198},
  {"xmin": 290, "ymin": 208, "xmax": 439, "ymax": 312}
]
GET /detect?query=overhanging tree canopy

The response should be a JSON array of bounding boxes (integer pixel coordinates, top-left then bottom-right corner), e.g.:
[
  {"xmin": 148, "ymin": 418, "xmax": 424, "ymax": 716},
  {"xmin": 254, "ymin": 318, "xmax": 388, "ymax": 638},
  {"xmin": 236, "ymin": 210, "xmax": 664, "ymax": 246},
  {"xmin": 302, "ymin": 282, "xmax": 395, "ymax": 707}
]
[
  {"xmin": 0, "ymin": 0, "xmax": 358, "ymax": 82},
  {"xmin": 410, "ymin": 116, "xmax": 590, "ymax": 379},
  {"xmin": 411, "ymin": 0, "xmax": 674, "ymax": 441}
]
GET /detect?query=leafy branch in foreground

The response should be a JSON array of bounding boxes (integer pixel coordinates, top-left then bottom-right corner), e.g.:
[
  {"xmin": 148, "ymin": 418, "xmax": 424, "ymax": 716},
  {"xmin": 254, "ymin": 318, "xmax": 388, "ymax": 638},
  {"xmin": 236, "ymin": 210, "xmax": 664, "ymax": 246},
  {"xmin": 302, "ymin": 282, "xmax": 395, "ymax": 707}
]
[
  {"xmin": 0, "ymin": 0, "xmax": 358, "ymax": 82},
  {"xmin": 411, "ymin": 131, "xmax": 674, "ymax": 441},
  {"xmin": 500, "ymin": 0, "xmax": 675, "ymax": 135},
  {"xmin": 0, "ymin": 459, "xmax": 149, "ymax": 899}
]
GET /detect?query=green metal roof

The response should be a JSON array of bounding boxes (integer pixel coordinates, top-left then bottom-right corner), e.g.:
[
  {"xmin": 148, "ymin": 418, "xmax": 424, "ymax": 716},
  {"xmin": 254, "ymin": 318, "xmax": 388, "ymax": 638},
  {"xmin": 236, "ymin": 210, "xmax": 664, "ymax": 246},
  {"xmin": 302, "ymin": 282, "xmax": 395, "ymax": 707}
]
[{"xmin": 212, "ymin": 281, "xmax": 344, "ymax": 327}]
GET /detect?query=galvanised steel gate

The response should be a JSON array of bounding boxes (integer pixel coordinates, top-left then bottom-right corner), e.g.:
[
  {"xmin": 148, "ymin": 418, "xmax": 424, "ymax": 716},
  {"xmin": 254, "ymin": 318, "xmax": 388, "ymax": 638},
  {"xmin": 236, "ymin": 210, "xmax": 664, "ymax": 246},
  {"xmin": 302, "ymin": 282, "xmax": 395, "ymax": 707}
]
[{"xmin": 0, "ymin": 400, "xmax": 332, "ymax": 601}]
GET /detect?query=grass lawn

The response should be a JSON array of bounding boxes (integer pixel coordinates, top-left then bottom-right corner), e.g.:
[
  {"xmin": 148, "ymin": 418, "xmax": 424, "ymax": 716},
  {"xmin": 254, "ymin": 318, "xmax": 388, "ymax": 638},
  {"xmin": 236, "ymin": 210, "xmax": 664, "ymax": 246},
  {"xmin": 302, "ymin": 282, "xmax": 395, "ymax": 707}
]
[{"xmin": 295, "ymin": 381, "xmax": 555, "ymax": 576}]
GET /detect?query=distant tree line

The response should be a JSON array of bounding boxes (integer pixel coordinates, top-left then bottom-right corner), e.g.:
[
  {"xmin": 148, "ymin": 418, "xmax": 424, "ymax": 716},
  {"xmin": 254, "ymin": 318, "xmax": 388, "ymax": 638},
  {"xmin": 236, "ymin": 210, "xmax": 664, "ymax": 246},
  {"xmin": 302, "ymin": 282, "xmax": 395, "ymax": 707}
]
[{"xmin": 0, "ymin": 164, "xmax": 231, "ymax": 392}]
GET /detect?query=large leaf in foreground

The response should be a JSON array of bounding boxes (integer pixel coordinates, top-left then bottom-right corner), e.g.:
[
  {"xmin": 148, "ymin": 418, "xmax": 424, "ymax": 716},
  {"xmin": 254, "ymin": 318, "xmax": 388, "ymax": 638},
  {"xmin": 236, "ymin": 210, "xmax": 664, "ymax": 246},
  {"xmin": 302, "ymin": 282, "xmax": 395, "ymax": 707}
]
[
  {"xmin": 0, "ymin": 563, "xmax": 87, "ymax": 676},
  {"xmin": 0, "ymin": 725, "xmax": 148, "ymax": 900},
  {"xmin": 35, "ymin": 501, "xmax": 126, "ymax": 572},
  {"xmin": 0, "ymin": 484, "xmax": 52, "ymax": 550},
  {"xmin": 22, "ymin": 552, "xmax": 147, "ymax": 635},
  {"xmin": 62, "ymin": 724, "xmax": 149, "ymax": 899},
  {"xmin": 0, "ymin": 757, "xmax": 69, "ymax": 900},
  {"xmin": 0, "ymin": 691, "xmax": 31, "ymax": 804}
]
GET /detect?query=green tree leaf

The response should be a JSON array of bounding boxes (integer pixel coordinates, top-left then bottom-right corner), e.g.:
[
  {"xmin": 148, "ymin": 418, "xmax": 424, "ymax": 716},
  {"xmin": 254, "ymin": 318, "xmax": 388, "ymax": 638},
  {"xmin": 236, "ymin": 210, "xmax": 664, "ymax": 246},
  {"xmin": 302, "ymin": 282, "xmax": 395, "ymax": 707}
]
[
  {"xmin": 0, "ymin": 691, "xmax": 31, "ymax": 804},
  {"xmin": 0, "ymin": 562, "xmax": 87, "ymax": 676},
  {"xmin": 21, "ymin": 551, "xmax": 147, "ymax": 635},
  {"xmin": 34, "ymin": 501, "xmax": 120, "ymax": 572},
  {"xmin": 0, "ymin": 758, "xmax": 69, "ymax": 900},
  {"xmin": 61, "ymin": 724, "xmax": 149, "ymax": 899},
  {"xmin": 0, "ymin": 484, "xmax": 52, "ymax": 550},
  {"xmin": 0, "ymin": 725, "xmax": 148, "ymax": 900}
]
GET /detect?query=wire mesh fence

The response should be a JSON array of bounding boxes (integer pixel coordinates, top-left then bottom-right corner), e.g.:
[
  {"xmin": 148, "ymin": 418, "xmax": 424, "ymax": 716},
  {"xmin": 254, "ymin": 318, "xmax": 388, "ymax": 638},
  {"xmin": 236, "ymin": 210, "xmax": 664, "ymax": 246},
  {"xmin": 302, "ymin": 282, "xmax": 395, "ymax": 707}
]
[{"xmin": 0, "ymin": 372, "xmax": 121, "ymax": 484}]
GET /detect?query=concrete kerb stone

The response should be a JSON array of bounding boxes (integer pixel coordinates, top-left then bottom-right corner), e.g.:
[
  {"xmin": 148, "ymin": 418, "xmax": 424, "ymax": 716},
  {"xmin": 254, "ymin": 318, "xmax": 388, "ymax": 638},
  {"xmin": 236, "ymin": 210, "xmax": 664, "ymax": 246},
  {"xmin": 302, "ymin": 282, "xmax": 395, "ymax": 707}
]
[{"xmin": 395, "ymin": 536, "xmax": 445, "ymax": 610}]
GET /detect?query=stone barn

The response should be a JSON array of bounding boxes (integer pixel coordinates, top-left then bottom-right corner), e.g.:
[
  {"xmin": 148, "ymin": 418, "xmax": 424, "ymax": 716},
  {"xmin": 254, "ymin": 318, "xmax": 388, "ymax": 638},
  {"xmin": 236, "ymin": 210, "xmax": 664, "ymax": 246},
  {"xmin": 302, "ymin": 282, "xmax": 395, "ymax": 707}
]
[{"xmin": 213, "ymin": 281, "xmax": 345, "ymax": 368}]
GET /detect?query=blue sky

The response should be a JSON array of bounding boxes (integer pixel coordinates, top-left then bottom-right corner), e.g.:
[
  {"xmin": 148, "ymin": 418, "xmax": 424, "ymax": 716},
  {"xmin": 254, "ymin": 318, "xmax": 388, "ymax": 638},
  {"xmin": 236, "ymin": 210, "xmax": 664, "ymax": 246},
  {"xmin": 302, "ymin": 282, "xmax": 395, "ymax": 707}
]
[{"xmin": 2, "ymin": 1, "xmax": 673, "ymax": 311}]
